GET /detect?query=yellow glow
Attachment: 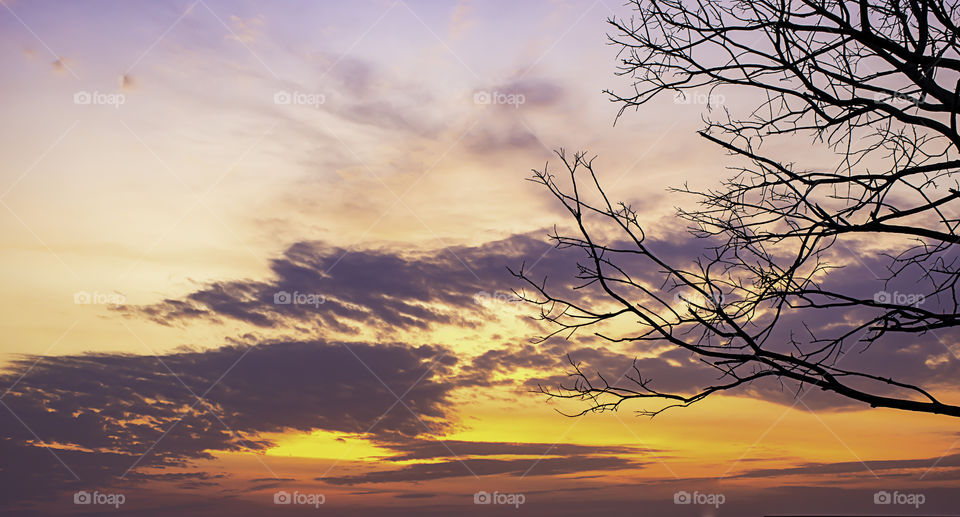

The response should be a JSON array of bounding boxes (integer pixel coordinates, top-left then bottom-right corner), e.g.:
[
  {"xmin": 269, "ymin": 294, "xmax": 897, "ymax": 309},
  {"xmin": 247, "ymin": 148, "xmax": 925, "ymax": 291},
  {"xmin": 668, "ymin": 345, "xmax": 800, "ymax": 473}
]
[{"xmin": 263, "ymin": 430, "xmax": 393, "ymax": 460}]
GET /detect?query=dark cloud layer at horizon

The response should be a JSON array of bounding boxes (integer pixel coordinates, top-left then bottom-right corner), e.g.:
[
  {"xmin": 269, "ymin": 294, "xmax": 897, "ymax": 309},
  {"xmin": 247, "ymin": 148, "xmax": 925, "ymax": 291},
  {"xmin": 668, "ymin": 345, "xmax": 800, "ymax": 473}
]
[{"xmin": 0, "ymin": 339, "xmax": 454, "ymax": 506}]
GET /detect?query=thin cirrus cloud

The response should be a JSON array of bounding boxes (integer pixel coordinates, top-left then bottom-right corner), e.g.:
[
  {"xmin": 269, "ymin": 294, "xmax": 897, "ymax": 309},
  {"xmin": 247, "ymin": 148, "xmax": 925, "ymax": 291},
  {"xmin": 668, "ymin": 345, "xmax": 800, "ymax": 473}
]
[
  {"xmin": 729, "ymin": 453, "xmax": 960, "ymax": 480},
  {"xmin": 378, "ymin": 439, "xmax": 657, "ymax": 461},
  {"xmin": 321, "ymin": 456, "xmax": 647, "ymax": 485}
]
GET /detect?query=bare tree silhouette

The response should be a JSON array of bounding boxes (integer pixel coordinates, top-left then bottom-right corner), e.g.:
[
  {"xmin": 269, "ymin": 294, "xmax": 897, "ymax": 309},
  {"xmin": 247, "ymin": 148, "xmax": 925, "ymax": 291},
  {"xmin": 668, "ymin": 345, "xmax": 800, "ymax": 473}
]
[{"xmin": 515, "ymin": 0, "xmax": 960, "ymax": 417}]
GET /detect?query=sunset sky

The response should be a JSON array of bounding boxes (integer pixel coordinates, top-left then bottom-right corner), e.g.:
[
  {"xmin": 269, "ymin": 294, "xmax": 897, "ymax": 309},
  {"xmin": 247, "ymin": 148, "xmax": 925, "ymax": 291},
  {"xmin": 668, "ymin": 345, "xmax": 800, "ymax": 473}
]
[{"xmin": 2, "ymin": 1, "xmax": 959, "ymax": 515}]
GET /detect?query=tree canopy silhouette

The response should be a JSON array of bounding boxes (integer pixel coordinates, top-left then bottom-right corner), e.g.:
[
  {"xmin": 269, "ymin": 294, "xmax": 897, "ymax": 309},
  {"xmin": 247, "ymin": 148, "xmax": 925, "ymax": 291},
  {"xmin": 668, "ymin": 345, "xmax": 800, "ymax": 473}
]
[{"xmin": 516, "ymin": 0, "xmax": 960, "ymax": 417}]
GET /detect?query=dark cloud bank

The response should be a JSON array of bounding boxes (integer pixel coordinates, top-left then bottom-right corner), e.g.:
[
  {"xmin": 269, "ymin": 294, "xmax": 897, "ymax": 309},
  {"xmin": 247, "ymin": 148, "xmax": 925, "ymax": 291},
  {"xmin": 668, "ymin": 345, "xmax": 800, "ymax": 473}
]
[{"xmin": 125, "ymin": 232, "xmax": 959, "ymax": 406}]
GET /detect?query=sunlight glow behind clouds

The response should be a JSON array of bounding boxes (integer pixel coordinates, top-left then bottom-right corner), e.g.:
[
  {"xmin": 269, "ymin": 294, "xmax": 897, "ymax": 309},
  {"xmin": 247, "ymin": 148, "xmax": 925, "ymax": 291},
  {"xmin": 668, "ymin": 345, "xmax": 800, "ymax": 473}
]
[{"xmin": 2, "ymin": 0, "xmax": 959, "ymax": 515}]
